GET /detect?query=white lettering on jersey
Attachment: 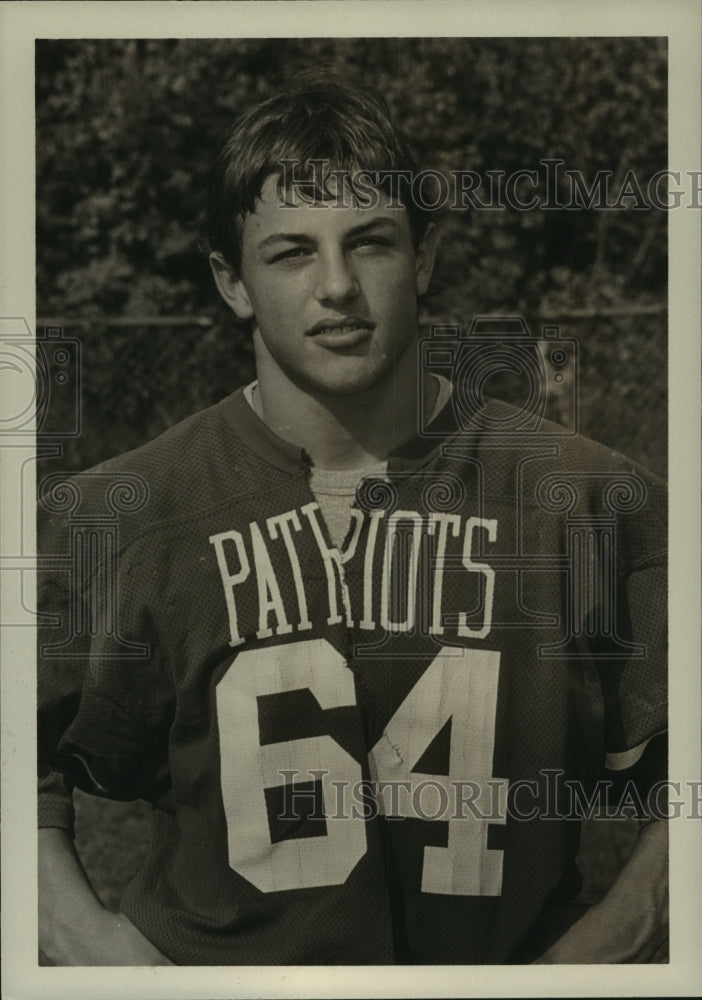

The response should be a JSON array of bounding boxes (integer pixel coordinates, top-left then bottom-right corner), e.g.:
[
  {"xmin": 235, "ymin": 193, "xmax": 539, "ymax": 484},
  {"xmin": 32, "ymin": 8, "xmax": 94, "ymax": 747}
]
[
  {"xmin": 217, "ymin": 640, "xmax": 507, "ymax": 896},
  {"xmin": 300, "ymin": 502, "xmax": 354, "ymax": 627},
  {"xmin": 359, "ymin": 509, "xmax": 384, "ymax": 630},
  {"xmin": 249, "ymin": 521, "xmax": 292, "ymax": 640},
  {"xmin": 380, "ymin": 510, "xmax": 423, "ymax": 633},
  {"xmin": 266, "ymin": 510, "xmax": 313, "ymax": 632},
  {"xmin": 427, "ymin": 513, "xmax": 461, "ymax": 635},
  {"xmin": 210, "ymin": 507, "xmax": 498, "ymax": 644},
  {"xmin": 216, "ymin": 639, "xmax": 366, "ymax": 892},
  {"xmin": 458, "ymin": 517, "xmax": 497, "ymax": 639},
  {"xmin": 369, "ymin": 646, "xmax": 506, "ymax": 895},
  {"xmin": 208, "ymin": 529, "xmax": 250, "ymax": 648},
  {"xmin": 339, "ymin": 508, "xmax": 364, "ymax": 564}
]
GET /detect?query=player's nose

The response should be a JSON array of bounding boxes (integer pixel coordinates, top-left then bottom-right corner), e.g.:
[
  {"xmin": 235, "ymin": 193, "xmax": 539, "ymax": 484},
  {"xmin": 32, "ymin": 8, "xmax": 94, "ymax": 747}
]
[{"xmin": 313, "ymin": 249, "xmax": 359, "ymax": 305}]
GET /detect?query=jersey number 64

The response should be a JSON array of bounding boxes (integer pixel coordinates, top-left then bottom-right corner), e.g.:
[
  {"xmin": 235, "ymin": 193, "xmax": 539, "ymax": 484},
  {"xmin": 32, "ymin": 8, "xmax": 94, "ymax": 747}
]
[{"xmin": 216, "ymin": 639, "xmax": 506, "ymax": 896}]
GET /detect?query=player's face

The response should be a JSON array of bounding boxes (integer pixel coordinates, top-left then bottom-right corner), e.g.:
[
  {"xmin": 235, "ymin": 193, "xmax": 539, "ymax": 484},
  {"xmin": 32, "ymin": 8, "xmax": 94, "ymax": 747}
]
[{"xmin": 211, "ymin": 174, "xmax": 436, "ymax": 397}]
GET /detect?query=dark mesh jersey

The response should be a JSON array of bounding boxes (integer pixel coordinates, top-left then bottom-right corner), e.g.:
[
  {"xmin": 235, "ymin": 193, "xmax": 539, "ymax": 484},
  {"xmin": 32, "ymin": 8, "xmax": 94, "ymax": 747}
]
[{"xmin": 38, "ymin": 388, "xmax": 667, "ymax": 964}]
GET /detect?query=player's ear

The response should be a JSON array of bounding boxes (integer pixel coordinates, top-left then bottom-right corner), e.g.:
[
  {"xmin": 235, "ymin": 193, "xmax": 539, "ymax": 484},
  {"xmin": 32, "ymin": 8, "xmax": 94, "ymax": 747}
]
[
  {"xmin": 209, "ymin": 253, "xmax": 255, "ymax": 321},
  {"xmin": 414, "ymin": 223, "xmax": 438, "ymax": 297}
]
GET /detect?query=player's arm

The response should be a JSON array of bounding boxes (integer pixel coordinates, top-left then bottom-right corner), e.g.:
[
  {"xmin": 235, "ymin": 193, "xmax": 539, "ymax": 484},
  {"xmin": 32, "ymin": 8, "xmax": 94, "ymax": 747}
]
[
  {"xmin": 37, "ymin": 505, "xmax": 175, "ymax": 965},
  {"xmin": 535, "ymin": 534, "xmax": 670, "ymax": 963},
  {"xmin": 39, "ymin": 825, "xmax": 174, "ymax": 966},
  {"xmin": 533, "ymin": 819, "xmax": 668, "ymax": 964}
]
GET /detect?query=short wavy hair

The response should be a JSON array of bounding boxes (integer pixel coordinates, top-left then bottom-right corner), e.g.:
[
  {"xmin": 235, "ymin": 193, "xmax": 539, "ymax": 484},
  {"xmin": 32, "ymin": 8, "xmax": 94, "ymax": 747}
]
[{"xmin": 202, "ymin": 72, "xmax": 432, "ymax": 271}]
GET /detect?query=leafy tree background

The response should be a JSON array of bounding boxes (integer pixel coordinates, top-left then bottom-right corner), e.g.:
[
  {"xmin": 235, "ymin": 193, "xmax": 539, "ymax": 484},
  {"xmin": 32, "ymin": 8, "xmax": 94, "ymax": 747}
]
[
  {"xmin": 36, "ymin": 37, "xmax": 667, "ymax": 479},
  {"xmin": 36, "ymin": 37, "xmax": 668, "ymax": 954}
]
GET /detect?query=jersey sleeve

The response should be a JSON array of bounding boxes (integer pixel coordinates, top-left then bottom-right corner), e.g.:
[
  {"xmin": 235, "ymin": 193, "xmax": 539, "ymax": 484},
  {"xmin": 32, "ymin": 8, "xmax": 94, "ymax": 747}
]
[
  {"xmin": 37, "ymin": 564, "xmax": 82, "ymax": 830},
  {"xmin": 596, "ymin": 480, "xmax": 667, "ymax": 812},
  {"xmin": 38, "ymin": 770, "xmax": 75, "ymax": 831},
  {"xmin": 37, "ymin": 499, "xmax": 175, "ymax": 806}
]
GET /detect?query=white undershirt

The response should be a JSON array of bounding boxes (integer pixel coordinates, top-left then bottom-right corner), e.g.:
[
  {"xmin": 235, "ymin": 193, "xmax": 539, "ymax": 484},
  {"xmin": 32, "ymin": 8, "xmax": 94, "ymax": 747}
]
[{"xmin": 243, "ymin": 376, "xmax": 453, "ymax": 550}]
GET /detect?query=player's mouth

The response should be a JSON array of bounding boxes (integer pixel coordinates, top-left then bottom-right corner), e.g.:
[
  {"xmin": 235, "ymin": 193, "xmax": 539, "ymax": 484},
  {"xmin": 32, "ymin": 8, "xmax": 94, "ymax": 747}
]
[{"xmin": 307, "ymin": 317, "xmax": 375, "ymax": 349}]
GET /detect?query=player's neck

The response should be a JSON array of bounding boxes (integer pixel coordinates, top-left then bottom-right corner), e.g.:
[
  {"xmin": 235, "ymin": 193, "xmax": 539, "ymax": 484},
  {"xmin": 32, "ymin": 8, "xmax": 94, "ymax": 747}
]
[{"xmin": 253, "ymin": 347, "xmax": 432, "ymax": 471}]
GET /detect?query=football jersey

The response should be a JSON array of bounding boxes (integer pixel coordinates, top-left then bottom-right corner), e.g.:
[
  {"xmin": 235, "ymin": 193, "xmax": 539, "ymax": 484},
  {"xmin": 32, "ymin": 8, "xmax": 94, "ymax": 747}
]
[{"xmin": 37, "ymin": 387, "xmax": 667, "ymax": 964}]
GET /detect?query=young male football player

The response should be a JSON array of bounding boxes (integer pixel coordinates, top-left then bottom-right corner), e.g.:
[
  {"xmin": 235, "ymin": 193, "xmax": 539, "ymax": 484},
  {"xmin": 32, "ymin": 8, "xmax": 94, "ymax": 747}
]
[{"xmin": 38, "ymin": 77, "xmax": 668, "ymax": 965}]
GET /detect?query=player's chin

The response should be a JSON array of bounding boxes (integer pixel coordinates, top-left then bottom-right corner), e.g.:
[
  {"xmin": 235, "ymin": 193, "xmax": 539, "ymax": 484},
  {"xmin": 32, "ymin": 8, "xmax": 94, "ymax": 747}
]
[
  {"xmin": 299, "ymin": 356, "xmax": 397, "ymax": 397},
  {"xmin": 309, "ymin": 366, "xmax": 396, "ymax": 397}
]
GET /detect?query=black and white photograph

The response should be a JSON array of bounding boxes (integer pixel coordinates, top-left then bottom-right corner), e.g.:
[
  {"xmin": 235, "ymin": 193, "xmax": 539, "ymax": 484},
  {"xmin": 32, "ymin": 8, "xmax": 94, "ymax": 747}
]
[{"xmin": 1, "ymin": 2, "xmax": 700, "ymax": 997}]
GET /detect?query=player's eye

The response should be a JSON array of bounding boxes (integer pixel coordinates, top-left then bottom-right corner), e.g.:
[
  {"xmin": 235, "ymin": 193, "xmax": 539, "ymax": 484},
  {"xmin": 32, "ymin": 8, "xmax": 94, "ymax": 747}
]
[
  {"xmin": 269, "ymin": 247, "xmax": 311, "ymax": 263},
  {"xmin": 349, "ymin": 236, "xmax": 392, "ymax": 251}
]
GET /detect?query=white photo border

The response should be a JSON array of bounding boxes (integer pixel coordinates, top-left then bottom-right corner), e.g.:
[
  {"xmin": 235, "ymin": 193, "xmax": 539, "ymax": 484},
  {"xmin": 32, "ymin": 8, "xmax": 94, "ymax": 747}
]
[{"xmin": 1, "ymin": 1, "xmax": 700, "ymax": 997}]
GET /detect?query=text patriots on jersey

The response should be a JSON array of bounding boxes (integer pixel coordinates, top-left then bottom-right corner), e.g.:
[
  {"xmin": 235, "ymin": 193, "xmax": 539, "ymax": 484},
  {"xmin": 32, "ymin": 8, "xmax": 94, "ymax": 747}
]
[{"xmin": 209, "ymin": 502, "xmax": 497, "ymax": 646}]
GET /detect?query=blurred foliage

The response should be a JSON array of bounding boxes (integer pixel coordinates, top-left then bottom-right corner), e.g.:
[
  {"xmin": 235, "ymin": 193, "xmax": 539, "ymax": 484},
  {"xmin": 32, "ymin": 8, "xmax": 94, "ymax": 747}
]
[{"xmin": 36, "ymin": 38, "xmax": 667, "ymax": 478}]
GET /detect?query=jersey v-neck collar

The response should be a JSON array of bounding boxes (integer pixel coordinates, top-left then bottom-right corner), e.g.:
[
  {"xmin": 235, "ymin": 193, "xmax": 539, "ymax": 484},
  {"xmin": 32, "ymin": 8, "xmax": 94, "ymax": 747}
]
[
  {"xmin": 216, "ymin": 385, "xmax": 482, "ymax": 475},
  {"xmin": 217, "ymin": 387, "xmax": 311, "ymax": 474}
]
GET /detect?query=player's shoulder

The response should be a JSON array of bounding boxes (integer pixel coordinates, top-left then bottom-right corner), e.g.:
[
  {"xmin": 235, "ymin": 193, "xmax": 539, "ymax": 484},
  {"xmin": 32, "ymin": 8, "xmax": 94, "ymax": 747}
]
[
  {"xmin": 452, "ymin": 396, "xmax": 667, "ymax": 522},
  {"xmin": 477, "ymin": 397, "xmax": 664, "ymax": 475},
  {"xmin": 38, "ymin": 388, "xmax": 303, "ymax": 535},
  {"xmin": 91, "ymin": 391, "xmax": 238, "ymax": 480}
]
